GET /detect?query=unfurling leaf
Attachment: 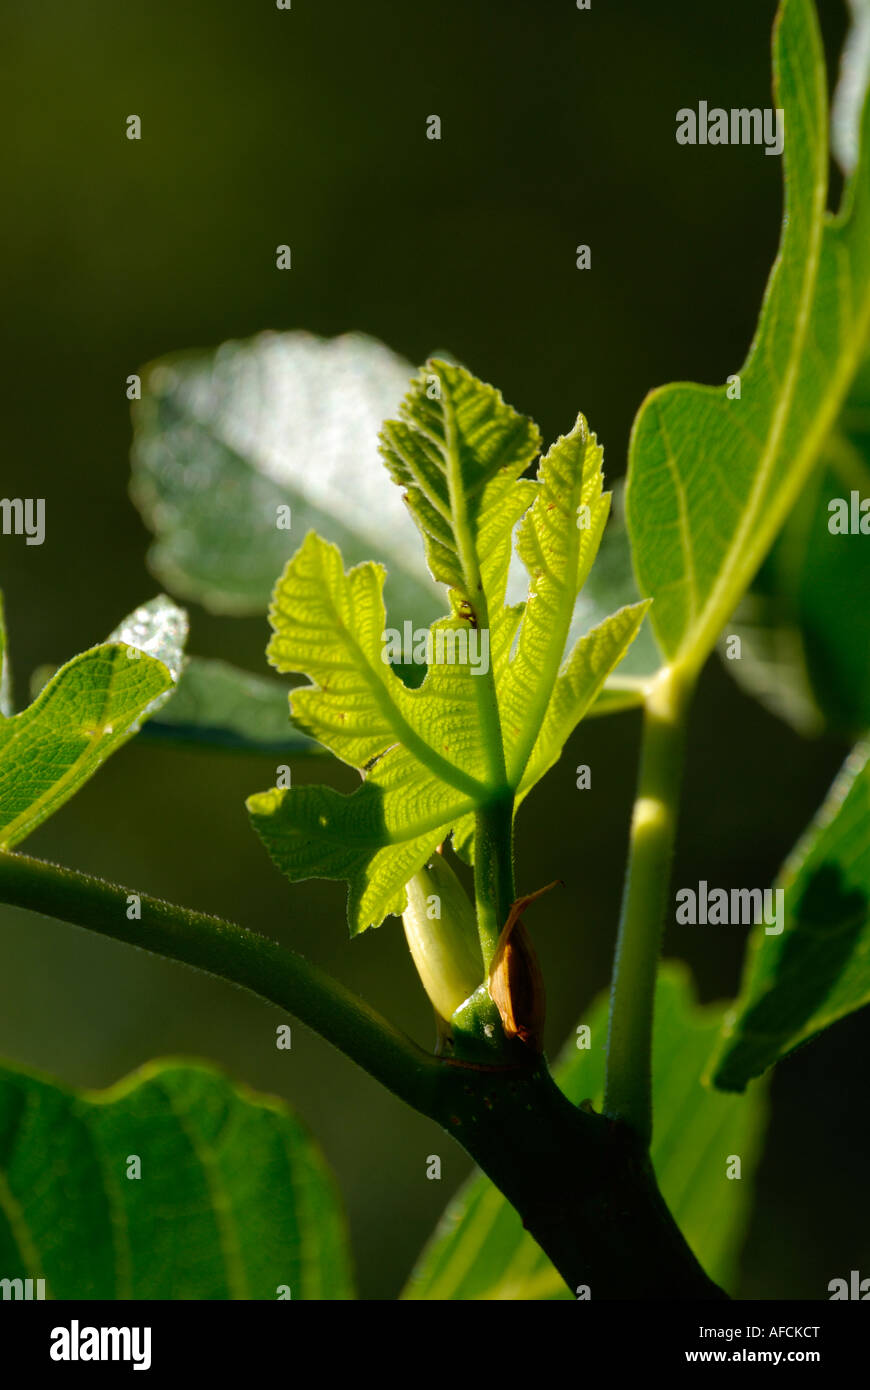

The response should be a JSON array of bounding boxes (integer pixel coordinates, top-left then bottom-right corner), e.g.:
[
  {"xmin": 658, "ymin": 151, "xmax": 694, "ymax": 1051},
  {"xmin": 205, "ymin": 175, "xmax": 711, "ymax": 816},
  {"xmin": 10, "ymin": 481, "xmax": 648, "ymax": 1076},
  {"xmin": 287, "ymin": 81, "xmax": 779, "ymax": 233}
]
[
  {"xmin": 379, "ymin": 360, "xmax": 540, "ymax": 613},
  {"xmin": 248, "ymin": 364, "xmax": 648, "ymax": 933}
]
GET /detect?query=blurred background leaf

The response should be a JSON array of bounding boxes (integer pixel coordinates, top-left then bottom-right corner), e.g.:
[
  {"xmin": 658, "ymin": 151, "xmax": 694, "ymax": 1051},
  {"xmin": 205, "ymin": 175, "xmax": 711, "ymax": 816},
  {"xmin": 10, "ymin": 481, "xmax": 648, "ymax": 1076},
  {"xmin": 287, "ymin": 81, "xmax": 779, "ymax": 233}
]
[
  {"xmin": 0, "ymin": 595, "xmax": 12, "ymax": 719},
  {"xmin": 832, "ymin": 0, "xmax": 870, "ymax": 173},
  {"xmin": 0, "ymin": 1058, "xmax": 353, "ymax": 1298},
  {"xmin": 131, "ymin": 330, "xmax": 441, "ymax": 627},
  {"xmin": 140, "ymin": 656, "xmax": 323, "ymax": 756}
]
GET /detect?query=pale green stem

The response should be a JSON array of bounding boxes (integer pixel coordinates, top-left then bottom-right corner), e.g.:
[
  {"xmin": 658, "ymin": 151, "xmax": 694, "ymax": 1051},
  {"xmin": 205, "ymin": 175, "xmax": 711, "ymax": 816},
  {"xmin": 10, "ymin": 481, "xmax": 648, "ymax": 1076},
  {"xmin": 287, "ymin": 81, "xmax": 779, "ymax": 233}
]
[
  {"xmin": 473, "ymin": 792, "xmax": 516, "ymax": 968},
  {"xmin": 604, "ymin": 665, "xmax": 695, "ymax": 1145}
]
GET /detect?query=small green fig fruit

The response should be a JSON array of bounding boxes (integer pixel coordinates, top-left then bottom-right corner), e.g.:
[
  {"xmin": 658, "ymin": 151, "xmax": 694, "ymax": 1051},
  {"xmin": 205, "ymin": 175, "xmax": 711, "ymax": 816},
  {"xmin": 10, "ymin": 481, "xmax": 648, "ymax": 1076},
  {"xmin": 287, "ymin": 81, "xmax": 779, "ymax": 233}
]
[{"xmin": 402, "ymin": 853, "xmax": 484, "ymax": 1021}]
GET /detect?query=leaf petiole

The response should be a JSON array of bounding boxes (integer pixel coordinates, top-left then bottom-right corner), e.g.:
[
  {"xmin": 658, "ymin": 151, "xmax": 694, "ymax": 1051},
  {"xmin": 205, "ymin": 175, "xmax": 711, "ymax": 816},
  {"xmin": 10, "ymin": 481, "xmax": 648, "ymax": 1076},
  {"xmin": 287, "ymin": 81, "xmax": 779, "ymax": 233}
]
[{"xmin": 603, "ymin": 664, "xmax": 695, "ymax": 1144}]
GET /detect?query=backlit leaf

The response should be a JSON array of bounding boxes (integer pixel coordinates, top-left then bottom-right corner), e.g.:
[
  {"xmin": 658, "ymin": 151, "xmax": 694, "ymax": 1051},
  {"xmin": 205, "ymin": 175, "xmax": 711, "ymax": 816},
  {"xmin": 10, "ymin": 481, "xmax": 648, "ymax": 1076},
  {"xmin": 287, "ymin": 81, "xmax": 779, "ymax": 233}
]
[
  {"xmin": 249, "ymin": 373, "xmax": 648, "ymax": 931},
  {"xmin": 0, "ymin": 597, "xmax": 186, "ymax": 849},
  {"xmin": 627, "ymin": 0, "xmax": 870, "ymax": 677},
  {"xmin": 723, "ymin": 353, "xmax": 870, "ymax": 736},
  {"xmin": 131, "ymin": 331, "xmax": 439, "ymax": 626}
]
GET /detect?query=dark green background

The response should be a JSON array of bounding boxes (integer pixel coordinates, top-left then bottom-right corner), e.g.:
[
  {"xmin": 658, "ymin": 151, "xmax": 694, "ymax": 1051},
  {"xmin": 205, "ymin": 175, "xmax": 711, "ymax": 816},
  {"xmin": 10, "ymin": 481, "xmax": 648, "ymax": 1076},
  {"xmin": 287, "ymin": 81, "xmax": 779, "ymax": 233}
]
[{"xmin": 0, "ymin": 0, "xmax": 866, "ymax": 1298}]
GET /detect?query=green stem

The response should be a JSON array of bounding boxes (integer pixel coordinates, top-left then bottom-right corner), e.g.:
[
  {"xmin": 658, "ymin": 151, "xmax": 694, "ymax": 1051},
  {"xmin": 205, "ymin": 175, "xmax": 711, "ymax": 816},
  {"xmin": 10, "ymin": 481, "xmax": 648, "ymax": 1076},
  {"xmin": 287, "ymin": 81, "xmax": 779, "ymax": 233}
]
[
  {"xmin": 0, "ymin": 846, "xmax": 723, "ymax": 1297},
  {"xmin": 445, "ymin": 1061, "xmax": 726, "ymax": 1300},
  {"xmin": 604, "ymin": 665, "xmax": 694, "ymax": 1144},
  {"xmin": 473, "ymin": 792, "xmax": 516, "ymax": 968},
  {"xmin": 0, "ymin": 849, "xmax": 443, "ymax": 1116}
]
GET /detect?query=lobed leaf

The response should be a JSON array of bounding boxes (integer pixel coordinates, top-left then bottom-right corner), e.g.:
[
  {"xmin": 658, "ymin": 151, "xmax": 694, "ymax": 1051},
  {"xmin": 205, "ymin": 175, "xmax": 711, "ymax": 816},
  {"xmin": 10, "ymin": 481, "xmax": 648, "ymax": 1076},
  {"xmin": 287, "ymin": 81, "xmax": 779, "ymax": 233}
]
[
  {"xmin": 265, "ymin": 532, "xmax": 487, "ymax": 795},
  {"xmin": 0, "ymin": 1059, "xmax": 353, "ymax": 1299},
  {"xmin": 499, "ymin": 418, "xmax": 611, "ymax": 783},
  {"xmin": 517, "ymin": 602, "xmax": 651, "ymax": 799},
  {"xmin": 249, "ymin": 371, "xmax": 648, "ymax": 930},
  {"xmin": 249, "ymin": 755, "xmax": 469, "ymax": 935}
]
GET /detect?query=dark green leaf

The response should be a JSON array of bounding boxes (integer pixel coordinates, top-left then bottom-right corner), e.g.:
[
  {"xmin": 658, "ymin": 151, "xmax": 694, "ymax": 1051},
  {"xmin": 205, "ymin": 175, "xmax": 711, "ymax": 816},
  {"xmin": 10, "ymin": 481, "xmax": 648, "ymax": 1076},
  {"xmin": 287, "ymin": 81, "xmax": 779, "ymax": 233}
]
[{"xmin": 712, "ymin": 742, "xmax": 870, "ymax": 1090}]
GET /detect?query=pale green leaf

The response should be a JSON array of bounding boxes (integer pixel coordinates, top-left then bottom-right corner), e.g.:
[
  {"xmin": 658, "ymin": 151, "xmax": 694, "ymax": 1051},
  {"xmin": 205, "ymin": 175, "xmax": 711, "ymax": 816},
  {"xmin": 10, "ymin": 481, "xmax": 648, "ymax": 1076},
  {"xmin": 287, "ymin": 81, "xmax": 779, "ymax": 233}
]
[
  {"xmin": 0, "ymin": 598, "xmax": 186, "ymax": 849},
  {"xmin": 131, "ymin": 330, "xmax": 439, "ymax": 625},
  {"xmin": 267, "ymin": 532, "xmax": 489, "ymax": 797},
  {"xmin": 252, "ymin": 371, "xmax": 651, "ymax": 928},
  {"xmin": 403, "ymin": 965, "xmax": 766, "ymax": 1299},
  {"xmin": 450, "ymin": 600, "xmax": 649, "ymax": 865},
  {"xmin": 248, "ymin": 748, "xmax": 471, "ymax": 935},
  {"xmin": 517, "ymin": 602, "xmax": 650, "ymax": 798},
  {"xmin": 379, "ymin": 359, "xmax": 540, "ymax": 611},
  {"xmin": 251, "ymin": 533, "xmax": 487, "ymax": 932},
  {"xmin": 500, "ymin": 417, "xmax": 611, "ymax": 783},
  {"xmin": 627, "ymin": 0, "xmax": 870, "ymax": 677},
  {"xmin": 712, "ymin": 742, "xmax": 870, "ymax": 1090},
  {"xmin": 0, "ymin": 1059, "xmax": 353, "ymax": 1299},
  {"xmin": 723, "ymin": 353, "xmax": 870, "ymax": 737}
]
